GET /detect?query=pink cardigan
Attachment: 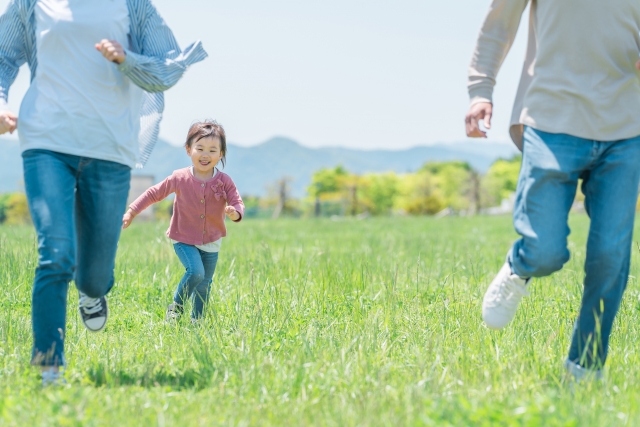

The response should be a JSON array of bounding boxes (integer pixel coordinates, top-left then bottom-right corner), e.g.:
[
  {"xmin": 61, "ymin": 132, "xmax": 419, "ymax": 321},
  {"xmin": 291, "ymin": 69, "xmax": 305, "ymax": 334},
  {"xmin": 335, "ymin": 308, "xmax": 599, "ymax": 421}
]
[{"xmin": 129, "ymin": 168, "xmax": 244, "ymax": 245}]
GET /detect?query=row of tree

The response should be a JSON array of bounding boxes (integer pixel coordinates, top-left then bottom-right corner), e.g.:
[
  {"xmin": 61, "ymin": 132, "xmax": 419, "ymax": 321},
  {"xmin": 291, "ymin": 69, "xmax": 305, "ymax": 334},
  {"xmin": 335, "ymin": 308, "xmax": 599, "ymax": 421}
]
[
  {"xmin": 0, "ymin": 193, "xmax": 30, "ymax": 224},
  {"xmin": 304, "ymin": 156, "xmax": 522, "ymax": 216},
  {"xmin": 0, "ymin": 156, "xmax": 523, "ymax": 224}
]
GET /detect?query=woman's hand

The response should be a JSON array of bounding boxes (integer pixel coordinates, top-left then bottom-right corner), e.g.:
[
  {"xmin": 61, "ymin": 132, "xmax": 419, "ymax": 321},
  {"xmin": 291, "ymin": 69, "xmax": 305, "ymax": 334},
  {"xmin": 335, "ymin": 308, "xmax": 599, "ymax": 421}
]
[
  {"xmin": 122, "ymin": 209, "xmax": 137, "ymax": 229},
  {"xmin": 95, "ymin": 39, "xmax": 127, "ymax": 64},
  {"xmin": 225, "ymin": 206, "xmax": 240, "ymax": 221},
  {"xmin": 0, "ymin": 111, "xmax": 18, "ymax": 135}
]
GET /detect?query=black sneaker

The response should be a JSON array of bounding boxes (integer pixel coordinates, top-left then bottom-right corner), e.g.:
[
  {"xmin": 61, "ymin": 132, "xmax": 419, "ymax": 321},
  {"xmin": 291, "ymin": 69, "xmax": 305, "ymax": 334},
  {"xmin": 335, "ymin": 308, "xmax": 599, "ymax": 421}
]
[
  {"xmin": 78, "ymin": 291, "xmax": 109, "ymax": 332},
  {"xmin": 166, "ymin": 303, "xmax": 183, "ymax": 322}
]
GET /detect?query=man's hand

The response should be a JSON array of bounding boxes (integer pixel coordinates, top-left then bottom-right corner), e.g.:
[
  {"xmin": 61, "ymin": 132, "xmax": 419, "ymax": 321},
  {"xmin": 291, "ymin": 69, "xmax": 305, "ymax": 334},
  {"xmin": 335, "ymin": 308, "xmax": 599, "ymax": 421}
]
[
  {"xmin": 95, "ymin": 39, "xmax": 126, "ymax": 64},
  {"xmin": 225, "ymin": 206, "xmax": 240, "ymax": 221},
  {"xmin": 0, "ymin": 111, "xmax": 18, "ymax": 135},
  {"xmin": 465, "ymin": 102, "xmax": 493, "ymax": 138},
  {"xmin": 122, "ymin": 209, "xmax": 136, "ymax": 229}
]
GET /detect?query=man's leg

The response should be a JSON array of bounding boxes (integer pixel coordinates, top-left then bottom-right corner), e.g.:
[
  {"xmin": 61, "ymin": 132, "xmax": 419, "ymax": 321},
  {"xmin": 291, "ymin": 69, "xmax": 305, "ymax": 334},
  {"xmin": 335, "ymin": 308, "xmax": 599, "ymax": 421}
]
[
  {"xmin": 74, "ymin": 157, "xmax": 130, "ymax": 331},
  {"xmin": 567, "ymin": 136, "xmax": 640, "ymax": 369},
  {"xmin": 483, "ymin": 127, "xmax": 592, "ymax": 329},
  {"xmin": 510, "ymin": 128, "xmax": 594, "ymax": 278},
  {"xmin": 23, "ymin": 150, "xmax": 78, "ymax": 367}
]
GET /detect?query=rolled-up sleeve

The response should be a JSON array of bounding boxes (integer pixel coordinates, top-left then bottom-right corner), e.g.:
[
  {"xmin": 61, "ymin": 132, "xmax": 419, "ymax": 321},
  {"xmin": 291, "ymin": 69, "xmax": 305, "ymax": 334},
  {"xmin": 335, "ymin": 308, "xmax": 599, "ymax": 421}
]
[
  {"xmin": 117, "ymin": 1, "xmax": 207, "ymax": 93},
  {"xmin": 0, "ymin": 0, "xmax": 27, "ymax": 109}
]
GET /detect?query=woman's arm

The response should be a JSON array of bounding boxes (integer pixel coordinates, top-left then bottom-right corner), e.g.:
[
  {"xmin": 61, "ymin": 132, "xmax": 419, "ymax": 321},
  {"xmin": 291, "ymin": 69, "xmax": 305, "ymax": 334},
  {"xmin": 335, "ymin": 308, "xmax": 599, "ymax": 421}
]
[
  {"xmin": 0, "ymin": 0, "xmax": 27, "ymax": 134},
  {"xmin": 115, "ymin": 1, "xmax": 207, "ymax": 93}
]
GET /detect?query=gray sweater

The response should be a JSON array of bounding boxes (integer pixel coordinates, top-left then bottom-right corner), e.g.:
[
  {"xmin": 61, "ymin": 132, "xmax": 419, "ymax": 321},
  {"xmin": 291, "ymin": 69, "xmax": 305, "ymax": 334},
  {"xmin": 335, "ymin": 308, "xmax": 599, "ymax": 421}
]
[{"xmin": 468, "ymin": 0, "xmax": 640, "ymax": 149}]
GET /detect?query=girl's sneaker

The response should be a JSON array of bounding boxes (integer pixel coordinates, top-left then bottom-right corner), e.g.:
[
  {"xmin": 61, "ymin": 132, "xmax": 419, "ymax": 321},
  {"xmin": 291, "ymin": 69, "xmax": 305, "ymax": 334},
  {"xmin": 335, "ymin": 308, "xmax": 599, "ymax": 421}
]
[
  {"xmin": 166, "ymin": 303, "xmax": 184, "ymax": 322},
  {"xmin": 78, "ymin": 291, "xmax": 109, "ymax": 332}
]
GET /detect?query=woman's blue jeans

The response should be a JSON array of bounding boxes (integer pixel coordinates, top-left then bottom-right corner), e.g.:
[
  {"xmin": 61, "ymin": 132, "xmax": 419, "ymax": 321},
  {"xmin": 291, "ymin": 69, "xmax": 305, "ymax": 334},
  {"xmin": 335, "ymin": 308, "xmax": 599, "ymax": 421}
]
[
  {"xmin": 509, "ymin": 127, "xmax": 640, "ymax": 369},
  {"xmin": 23, "ymin": 149, "xmax": 131, "ymax": 367},
  {"xmin": 172, "ymin": 243, "xmax": 218, "ymax": 319}
]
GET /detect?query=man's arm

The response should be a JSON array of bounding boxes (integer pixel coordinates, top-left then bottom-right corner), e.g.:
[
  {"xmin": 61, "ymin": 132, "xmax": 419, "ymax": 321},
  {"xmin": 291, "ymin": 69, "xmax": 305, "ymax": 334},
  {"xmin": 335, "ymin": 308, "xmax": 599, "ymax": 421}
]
[{"xmin": 466, "ymin": 0, "xmax": 529, "ymax": 138}]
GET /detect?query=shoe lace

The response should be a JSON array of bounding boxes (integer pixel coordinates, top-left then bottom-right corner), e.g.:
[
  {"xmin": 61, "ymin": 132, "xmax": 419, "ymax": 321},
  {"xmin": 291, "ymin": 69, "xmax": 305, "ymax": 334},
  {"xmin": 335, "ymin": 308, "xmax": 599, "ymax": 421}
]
[
  {"xmin": 79, "ymin": 293, "xmax": 102, "ymax": 315},
  {"xmin": 496, "ymin": 277, "xmax": 529, "ymax": 310},
  {"xmin": 167, "ymin": 304, "xmax": 183, "ymax": 320}
]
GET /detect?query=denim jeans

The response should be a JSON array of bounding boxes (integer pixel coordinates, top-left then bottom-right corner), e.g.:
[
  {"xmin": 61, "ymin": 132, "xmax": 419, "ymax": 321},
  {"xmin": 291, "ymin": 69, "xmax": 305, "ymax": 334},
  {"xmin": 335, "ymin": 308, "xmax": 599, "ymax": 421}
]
[
  {"xmin": 23, "ymin": 149, "xmax": 131, "ymax": 366},
  {"xmin": 172, "ymin": 243, "xmax": 218, "ymax": 319},
  {"xmin": 509, "ymin": 126, "xmax": 640, "ymax": 369}
]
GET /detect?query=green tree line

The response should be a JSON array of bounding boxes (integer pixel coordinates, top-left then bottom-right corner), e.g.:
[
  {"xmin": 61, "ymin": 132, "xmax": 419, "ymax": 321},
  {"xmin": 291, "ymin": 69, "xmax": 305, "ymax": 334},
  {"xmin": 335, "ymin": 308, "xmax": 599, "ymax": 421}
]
[
  {"xmin": 307, "ymin": 156, "xmax": 522, "ymax": 217},
  {"xmin": 0, "ymin": 156, "xmax": 524, "ymax": 223}
]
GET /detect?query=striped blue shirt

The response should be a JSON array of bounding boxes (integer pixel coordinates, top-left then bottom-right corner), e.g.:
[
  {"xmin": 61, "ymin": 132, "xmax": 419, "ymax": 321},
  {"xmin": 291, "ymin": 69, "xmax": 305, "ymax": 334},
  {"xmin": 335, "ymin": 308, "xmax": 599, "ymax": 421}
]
[{"xmin": 0, "ymin": 0, "xmax": 208, "ymax": 167}]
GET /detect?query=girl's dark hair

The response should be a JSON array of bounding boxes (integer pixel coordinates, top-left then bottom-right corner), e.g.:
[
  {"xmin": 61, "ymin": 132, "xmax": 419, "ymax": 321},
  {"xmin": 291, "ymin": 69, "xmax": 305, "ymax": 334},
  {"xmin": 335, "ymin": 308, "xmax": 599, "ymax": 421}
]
[{"xmin": 185, "ymin": 120, "xmax": 227, "ymax": 168}]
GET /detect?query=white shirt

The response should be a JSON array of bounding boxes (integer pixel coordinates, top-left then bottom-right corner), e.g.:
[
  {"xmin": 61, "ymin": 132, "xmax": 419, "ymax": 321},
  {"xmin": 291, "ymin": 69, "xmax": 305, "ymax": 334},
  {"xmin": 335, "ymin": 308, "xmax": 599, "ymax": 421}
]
[{"xmin": 19, "ymin": 0, "xmax": 144, "ymax": 167}]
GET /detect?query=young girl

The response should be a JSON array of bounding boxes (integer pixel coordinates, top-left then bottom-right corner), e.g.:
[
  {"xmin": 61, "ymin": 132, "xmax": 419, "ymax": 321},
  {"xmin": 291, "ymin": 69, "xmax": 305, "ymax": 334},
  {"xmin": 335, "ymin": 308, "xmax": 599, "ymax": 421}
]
[{"xmin": 123, "ymin": 120, "xmax": 244, "ymax": 322}]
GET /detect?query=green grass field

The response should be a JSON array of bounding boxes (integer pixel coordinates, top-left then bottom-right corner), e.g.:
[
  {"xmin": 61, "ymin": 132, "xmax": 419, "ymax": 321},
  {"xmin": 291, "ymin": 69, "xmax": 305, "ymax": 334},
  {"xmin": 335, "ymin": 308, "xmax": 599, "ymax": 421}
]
[{"xmin": 2, "ymin": 215, "xmax": 640, "ymax": 426}]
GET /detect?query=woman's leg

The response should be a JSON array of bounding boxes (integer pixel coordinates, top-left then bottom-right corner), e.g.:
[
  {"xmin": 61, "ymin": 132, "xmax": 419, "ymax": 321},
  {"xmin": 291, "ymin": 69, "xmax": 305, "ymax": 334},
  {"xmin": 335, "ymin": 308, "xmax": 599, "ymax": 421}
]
[
  {"xmin": 172, "ymin": 243, "xmax": 206, "ymax": 309},
  {"xmin": 192, "ymin": 251, "xmax": 218, "ymax": 319},
  {"xmin": 23, "ymin": 150, "xmax": 78, "ymax": 367},
  {"xmin": 74, "ymin": 157, "xmax": 130, "ymax": 298}
]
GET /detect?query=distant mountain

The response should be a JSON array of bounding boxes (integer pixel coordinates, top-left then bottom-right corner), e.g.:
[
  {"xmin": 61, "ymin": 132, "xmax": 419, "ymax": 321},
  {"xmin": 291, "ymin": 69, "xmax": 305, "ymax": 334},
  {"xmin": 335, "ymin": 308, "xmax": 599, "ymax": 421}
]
[{"xmin": 0, "ymin": 137, "xmax": 519, "ymax": 197}]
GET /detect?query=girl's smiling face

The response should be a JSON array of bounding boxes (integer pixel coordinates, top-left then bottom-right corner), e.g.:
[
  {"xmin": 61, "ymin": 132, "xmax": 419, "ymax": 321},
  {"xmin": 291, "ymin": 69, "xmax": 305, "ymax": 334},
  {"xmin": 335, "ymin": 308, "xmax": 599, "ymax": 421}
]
[{"xmin": 186, "ymin": 136, "xmax": 223, "ymax": 179}]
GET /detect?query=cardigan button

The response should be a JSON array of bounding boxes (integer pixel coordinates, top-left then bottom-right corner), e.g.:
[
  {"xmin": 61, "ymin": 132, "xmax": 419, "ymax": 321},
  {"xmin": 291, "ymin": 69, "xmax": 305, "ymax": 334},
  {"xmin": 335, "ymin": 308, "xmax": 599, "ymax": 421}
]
[
  {"xmin": 200, "ymin": 215, "xmax": 204, "ymax": 219},
  {"xmin": 200, "ymin": 199, "xmax": 204, "ymax": 203},
  {"xmin": 203, "ymin": 230, "xmax": 206, "ymax": 234},
  {"xmin": 201, "ymin": 183, "xmax": 205, "ymax": 187}
]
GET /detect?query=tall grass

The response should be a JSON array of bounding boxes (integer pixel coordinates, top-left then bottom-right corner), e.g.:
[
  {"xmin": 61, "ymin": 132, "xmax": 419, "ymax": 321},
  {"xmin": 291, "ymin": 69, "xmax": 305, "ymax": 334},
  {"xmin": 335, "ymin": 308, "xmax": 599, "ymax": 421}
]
[{"xmin": 1, "ymin": 215, "xmax": 640, "ymax": 426}]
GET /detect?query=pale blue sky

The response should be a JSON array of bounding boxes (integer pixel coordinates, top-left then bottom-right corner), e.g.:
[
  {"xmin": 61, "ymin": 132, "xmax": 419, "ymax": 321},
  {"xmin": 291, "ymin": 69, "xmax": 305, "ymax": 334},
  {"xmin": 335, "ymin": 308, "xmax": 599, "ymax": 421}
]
[{"xmin": 0, "ymin": 0, "xmax": 528, "ymax": 149}]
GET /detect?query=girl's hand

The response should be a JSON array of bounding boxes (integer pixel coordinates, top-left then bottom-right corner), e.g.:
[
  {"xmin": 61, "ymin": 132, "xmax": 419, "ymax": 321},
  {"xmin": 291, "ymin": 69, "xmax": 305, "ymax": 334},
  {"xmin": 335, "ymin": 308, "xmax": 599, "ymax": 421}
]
[
  {"xmin": 122, "ymin": 209, "xmax": 136, "ymax": 229},
  {"xmin": 0, "ymin": 111, "xmax": 18, "ymax": 135},
  {"xmin": 95, "ymin": 39, "xmax": 126, "ymax": 64},
  {"xmin": 225, "ymin": 206, "xmax": 240, "ymax": 221},
  {"xmin": 636, "ymin": 59, "xmax": 640, "ymax": 70}
]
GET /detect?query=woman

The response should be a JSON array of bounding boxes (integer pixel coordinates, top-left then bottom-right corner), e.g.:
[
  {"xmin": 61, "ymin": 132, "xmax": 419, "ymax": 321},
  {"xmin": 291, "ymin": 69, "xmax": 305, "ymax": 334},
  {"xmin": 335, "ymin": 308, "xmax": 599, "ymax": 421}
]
[{"xmin": 0, "ymin": 0, "xmax": 207, "ymax": 384}]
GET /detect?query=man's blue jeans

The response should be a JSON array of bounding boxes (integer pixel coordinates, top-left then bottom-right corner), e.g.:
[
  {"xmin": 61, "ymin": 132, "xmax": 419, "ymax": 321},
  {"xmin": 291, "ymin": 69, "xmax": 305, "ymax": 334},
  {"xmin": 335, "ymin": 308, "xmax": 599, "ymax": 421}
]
[
  {"xmin": 23, "ymin": 149, "xmax": 130, "ymax": 367},
  {"xmin": 172, "ymin": 243, "xmax": 218, "ymax": 319},
  {"xmin": 509, "ymin": 127, "xmax": 640, "ymax": 369}
]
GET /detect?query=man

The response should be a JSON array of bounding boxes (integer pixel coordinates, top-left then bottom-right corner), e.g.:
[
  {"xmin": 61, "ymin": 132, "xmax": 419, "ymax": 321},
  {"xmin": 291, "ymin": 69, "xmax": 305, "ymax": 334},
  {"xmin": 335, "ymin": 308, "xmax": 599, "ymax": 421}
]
[{"xmin": 465, "ymin": 0, "xmax": 640, "ymax": 379}]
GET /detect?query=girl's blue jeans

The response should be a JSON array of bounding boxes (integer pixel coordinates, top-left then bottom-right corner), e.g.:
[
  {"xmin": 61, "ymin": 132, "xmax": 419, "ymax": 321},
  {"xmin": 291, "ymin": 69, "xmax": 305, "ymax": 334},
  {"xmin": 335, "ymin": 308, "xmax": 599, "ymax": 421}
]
[
  {"xmin": 509, "ymin": 126, "xmax": 640, "ymax": 369},
  {"xmin": 172, "ymin": 243, "xmax": 218, "ymax": 319},
  {"xmin": 23, "ymin": 149, "xmax": 131, "ymax": 367}
]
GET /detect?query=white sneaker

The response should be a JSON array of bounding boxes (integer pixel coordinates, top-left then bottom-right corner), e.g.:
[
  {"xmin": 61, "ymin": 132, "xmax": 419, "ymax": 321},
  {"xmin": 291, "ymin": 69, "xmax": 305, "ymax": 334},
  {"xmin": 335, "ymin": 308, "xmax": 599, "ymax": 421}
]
[
  {"xmin": 482, "ymin": 262, "xmax": 530, "ymax": 330},
  {"xmin": 564, "ymin": 359, "xmax": 603, "ymax": 383},
  {"xmin": 42, "ymin": 368, "xmax": 66, "ymax": 387}
]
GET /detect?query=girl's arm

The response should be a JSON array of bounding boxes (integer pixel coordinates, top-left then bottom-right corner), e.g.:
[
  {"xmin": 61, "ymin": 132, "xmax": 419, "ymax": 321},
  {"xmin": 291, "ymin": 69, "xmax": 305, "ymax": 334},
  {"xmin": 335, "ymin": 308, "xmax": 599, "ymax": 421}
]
[
  {"xmin": 123, "ymin": 174, "xmax": 177, "ymax": 228},
  {"xmin": 115, "ymin": 2, "xmax": 207, "ymax": 93},
  {"xmin": 0, "ymin": 1, "xmax": 27, "ymax": 134},
  {"xmin": 224, "ymin": 178, "xmax": 245, "ymax": 222}
]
